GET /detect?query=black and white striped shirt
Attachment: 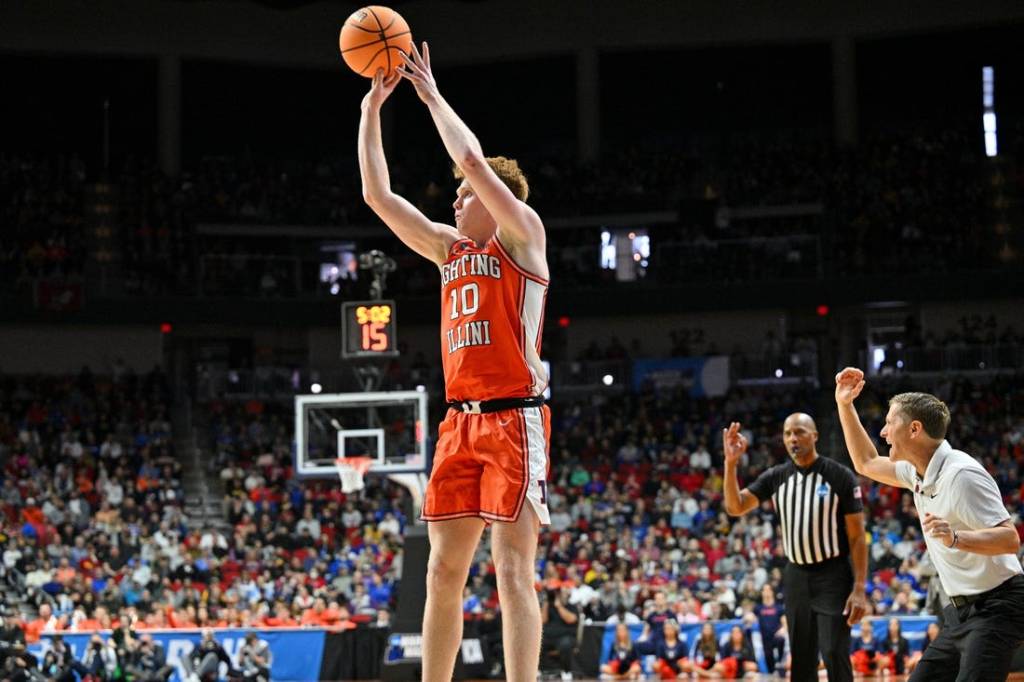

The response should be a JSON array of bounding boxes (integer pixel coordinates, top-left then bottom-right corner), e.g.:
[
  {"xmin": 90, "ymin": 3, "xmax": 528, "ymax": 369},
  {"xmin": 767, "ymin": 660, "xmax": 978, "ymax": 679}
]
[{"xmin": 748, "ymin": 455, "xmax": 863, "ymax": 566}]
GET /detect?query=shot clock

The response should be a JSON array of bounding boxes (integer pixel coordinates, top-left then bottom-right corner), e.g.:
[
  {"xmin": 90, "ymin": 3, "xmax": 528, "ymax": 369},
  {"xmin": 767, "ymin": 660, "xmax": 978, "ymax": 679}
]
[{"xmin": 341, "ymin": 300, "xmax": 399, "ymax": 358}]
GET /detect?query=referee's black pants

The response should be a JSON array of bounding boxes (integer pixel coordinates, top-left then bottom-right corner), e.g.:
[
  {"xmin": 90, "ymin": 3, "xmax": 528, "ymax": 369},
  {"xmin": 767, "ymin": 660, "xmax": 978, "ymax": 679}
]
[
  {"xmin": 909, "ymin": 573, "xmax": 1024, "ymax": 682},
  {"xmin": 784, "ymin": 557, "xmax": 854, "ymax": 682}
]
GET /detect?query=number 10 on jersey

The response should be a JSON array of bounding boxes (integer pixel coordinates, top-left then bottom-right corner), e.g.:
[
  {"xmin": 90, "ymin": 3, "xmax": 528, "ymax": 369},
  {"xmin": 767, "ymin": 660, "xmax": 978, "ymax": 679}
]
[
  {"xmin": 446, "ymin": 283, "xmax": 492, "ymax": 355},
  {"xmin": 449, "ymin": 282, "xmax": 479, "ymax": 319}
]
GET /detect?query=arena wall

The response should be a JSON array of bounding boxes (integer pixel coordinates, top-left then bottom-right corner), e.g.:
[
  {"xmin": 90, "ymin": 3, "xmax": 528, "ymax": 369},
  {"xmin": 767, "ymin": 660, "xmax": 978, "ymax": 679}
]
[{"xmin": 0, "ymin": 325, "xmax": 163, "ymax": 373}]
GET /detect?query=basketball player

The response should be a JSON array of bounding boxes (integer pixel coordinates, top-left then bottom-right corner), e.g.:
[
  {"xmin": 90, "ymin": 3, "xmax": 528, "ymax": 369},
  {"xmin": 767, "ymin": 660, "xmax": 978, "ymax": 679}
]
[
  {"xmin": 358, "ymin": 43, "xmax": 550, "ymax": 682},
  {"xmin": 835, "ymin": 368, "xmax": 1024, "ymax": 681}
]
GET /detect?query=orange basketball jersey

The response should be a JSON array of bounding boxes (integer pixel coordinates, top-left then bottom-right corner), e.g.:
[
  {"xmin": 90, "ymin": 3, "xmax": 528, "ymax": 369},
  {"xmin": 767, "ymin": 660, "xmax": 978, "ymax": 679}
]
[{"xmin": 440, "ymin": 237, "xmax": 548, "ymax": 402}]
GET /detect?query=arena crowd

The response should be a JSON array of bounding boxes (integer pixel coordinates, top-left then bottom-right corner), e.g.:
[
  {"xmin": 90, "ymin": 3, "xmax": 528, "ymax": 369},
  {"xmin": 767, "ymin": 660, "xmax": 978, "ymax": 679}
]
[{"xmin": 3, "ymin": 363, "xmax": 1022, "ymax": 678}]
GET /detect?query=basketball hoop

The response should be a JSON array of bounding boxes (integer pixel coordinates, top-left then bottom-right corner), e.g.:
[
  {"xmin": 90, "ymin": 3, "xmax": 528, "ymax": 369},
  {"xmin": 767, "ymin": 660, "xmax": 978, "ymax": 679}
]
[{"xmin": 334, "ymin": 457, "xmax": 374, "ymax": 493}]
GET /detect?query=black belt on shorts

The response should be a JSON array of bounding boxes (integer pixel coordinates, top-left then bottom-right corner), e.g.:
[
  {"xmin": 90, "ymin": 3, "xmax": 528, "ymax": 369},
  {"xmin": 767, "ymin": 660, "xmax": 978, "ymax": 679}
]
[
  {"xmin": 446, "ymin": 396, "xmax": 545, "ymax": 414},
  {"xmin": 949, "ymin": 573, "xmax": 1024, "ymax": 608}
]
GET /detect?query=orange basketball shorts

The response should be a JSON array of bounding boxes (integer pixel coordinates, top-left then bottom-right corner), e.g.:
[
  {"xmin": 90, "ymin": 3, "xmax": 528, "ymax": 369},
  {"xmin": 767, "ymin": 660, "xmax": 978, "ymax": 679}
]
[{"xmin": 421, "ymin": 404, "xmax": 550, "ymax": 524}]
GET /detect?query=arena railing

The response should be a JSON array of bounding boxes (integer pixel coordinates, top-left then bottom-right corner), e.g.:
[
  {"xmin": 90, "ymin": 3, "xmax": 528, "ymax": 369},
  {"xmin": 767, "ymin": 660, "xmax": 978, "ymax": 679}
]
[
  {"xmin": 858, "ymin": 344, "xmax": 1024, "ymax": 375},
  {"xmin": 194, "ymin": 351, "xmax": 821, "ymax": 403}
]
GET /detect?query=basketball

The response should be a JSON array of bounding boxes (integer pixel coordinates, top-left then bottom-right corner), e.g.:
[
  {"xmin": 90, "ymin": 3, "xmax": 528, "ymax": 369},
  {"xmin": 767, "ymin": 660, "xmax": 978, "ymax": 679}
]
[{"xmin": 339, "ymin": 6, "xmax": 413, "ymax": 78}]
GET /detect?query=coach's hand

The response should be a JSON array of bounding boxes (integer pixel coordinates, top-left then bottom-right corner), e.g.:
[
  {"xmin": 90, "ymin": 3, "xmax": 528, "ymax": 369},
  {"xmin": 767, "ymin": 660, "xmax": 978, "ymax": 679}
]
[
  {"xmin": 361, "ymin": 68, "xmax": 401, "ymax": 111},
  {"xmin": 397, "ymin": 41, "xmax": 439, "ymax": 104},
  {"xmin": 835, "ymin": 367, "xmax": 866, "ymax": 406},
  {"xmin": 922, "ymin": 513, "xmax": 956, "ymax": 548},
  {"xmin": 844, "ymin": 586, "xmax": 869, "ymax": 626},
  {"xmin": 722, "ymin": 421, "xmax": 748, "ymax": 466}
]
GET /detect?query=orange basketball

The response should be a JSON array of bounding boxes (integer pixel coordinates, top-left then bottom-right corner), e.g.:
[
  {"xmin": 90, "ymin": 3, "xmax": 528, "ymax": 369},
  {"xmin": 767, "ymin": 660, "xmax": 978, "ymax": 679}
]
[{"xmin": 339, "ymin": 6, "xmax": 413, "ymax": 78}]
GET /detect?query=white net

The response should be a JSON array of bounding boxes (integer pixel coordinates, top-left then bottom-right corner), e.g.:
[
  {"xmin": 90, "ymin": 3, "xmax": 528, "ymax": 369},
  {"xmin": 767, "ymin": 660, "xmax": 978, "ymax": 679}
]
[{"xmin": 335, "ymin": 457, "xmax": 373, "ymax": 494}]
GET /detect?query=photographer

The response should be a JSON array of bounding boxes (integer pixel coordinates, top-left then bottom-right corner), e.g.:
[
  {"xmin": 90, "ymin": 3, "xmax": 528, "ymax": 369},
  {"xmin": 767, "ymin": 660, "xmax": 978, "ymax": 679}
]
[
  {"xmin": 125, "ymin": 634, "xmax": 173, "ymax": 682},
  {"xmin": 1, "ymin": 610, "xmax": 27, "ymax": 669},
  {"xmin": 541, "ymin": 586, "xmax": 579, "ymax": 681},
  {"xmin": 0, "ymin": 640, "xmax": 43, "ymax": 682},
  {"xmin": 238, "ymin": 632, "xmax": 271, "ymax": 682},
  {"xmin": 40, "ymin": 634, "xmax": 83, "ymax": 682},
  {"xmin": 80, "ymin": 633, "xmax": 119, "ymax": 680},
  {"xmin": 1, "ymin": 610, "xmax": 46, "ymax": 682},
  {"xmin": 182, "ymin": 628, "xmax": 236, "ymax": 682},
  {"xmin": 111, "ymin": 622, "xmax": 138, "ymax": 676}
]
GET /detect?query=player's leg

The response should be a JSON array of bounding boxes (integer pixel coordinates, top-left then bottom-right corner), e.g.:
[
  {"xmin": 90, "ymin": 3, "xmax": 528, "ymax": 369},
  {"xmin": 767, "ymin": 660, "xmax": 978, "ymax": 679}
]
[
  {"xmin": 421, "ymin": 516, "xmax": 485, "ymax": 682},
  {"xmin": 491, "ymin": 506, "xmax": 543, "ymax": 682},
  {"xmin": 480, "ymin": 405, "xmax": 550, "ymax": 680}
]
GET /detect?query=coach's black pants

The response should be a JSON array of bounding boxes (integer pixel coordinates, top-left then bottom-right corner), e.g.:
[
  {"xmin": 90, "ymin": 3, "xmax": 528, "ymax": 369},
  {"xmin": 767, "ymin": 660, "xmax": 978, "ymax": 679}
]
[
  {"xmin": 784, "ymin": 557, "xmax": 854, "ymax": 682},
  {"xmin": 910, "ymin": 573, "xmax": 1024, "ymax": 682}
]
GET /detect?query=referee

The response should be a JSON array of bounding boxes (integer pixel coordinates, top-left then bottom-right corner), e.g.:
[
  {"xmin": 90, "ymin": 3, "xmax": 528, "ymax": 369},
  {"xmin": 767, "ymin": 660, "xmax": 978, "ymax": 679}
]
[
  {"xmin": 835, "ymin": 368, "xmax": 1024, "ymax": 682},
  {"xmin": 723, "ymin": 414, "xmax": 868, "ymax": 682}
]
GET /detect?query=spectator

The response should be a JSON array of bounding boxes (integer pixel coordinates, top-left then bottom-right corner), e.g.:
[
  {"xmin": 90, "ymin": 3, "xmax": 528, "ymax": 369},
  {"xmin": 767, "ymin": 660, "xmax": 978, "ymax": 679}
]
[
  {"xmin": 0, "ymin": 640, "xmax": 39, "ymax": 682},
  {"xmin": 907, "ymin": 621, "xmax": 941, "ymax": 673},
  {"xmin": 707, "ymin": 624, "xmax": 758, "ymax": 678},
  {"xmin": 876, "ymin": 617, "xmax": 911, "ymax": 675},
  {"xmin": 238, "ymin": 632, "xmax": 272, "ymax": 682},
  {"xmin": 0, "ymin": 611, "xmax": 27, "ymax": 669},
  {"xmin": 541, "ymin": 586, "xmax": 579, "ymax": 681},
  {"xmin": 80, "ymin": 634, "xmax": 119, "ymax": 680},
  {"xmin": 373, "ymin": 608, "xmax": 391, "ymax": 629},
  {"xmin": 652, "ymin": 619, "xmax": 693, "ymax": 679},
  {"xmin": 181, "ymin": 629, "xmax": 235, "ymax": 682},
  {"xmin": 600, "ymin": 623, "xmax": 642, "ymax": 680},
  {"xmin": 39, "ymin": 634, "xmax": 83, "ymax": 682},
  {"xmin": 689, "ymin": 441, "xmax": 712, "ymax": 470},
  {"xmin": 645, "ymin": 591, "xmax": 674, "ymax": 646},
  {"xmin": 849, "ymin": 617, "xmax": 880, "ymax": 676},
  {"xmin": 692, "ymin": 621, "xmax": 719, "ymax": 673},
  {"xmin": 126, "ymin": 633, "xmax": 173, "ymax": 682},
  {"xmin": 754, "ymin": 583, "xmax": 783, "ymax": 672}
]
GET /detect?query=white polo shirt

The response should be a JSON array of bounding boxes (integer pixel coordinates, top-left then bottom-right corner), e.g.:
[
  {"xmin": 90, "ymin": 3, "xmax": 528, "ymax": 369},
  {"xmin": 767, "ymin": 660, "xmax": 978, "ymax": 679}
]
[{"xmin": 894, "ymin": 440, "xmax": 1022, "ymax": 597}]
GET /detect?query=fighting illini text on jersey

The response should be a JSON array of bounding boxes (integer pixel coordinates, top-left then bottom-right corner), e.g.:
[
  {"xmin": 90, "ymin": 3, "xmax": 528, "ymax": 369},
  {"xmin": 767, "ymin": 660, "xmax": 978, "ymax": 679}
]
[{"xmin": 440, "ymin": 237, "xmax": 548, "ymax": 401}]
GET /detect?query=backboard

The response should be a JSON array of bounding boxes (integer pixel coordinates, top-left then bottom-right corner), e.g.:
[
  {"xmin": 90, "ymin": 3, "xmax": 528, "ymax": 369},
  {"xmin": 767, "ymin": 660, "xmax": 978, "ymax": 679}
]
[{"xmin": 294, "ymin": 389, "xmax": 429, "ymax": 478}]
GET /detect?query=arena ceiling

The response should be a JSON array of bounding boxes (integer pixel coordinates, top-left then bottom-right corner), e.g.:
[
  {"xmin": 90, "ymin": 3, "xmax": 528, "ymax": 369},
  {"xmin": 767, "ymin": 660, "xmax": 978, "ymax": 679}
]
[{"xmin": 173, "ymin": 0, "xmax": 485, "ymax": 7}]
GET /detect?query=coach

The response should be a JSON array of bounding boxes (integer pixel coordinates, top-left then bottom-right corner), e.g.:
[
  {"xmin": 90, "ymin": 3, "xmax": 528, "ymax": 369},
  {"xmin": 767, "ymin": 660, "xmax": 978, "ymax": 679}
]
[
  {"xmin": 723, "ymin": 414, "xmax": 868, "ymax": 682},
  {"xmin": 835, "ymin": 367, "xmax": 1024, "ymax": 681}
]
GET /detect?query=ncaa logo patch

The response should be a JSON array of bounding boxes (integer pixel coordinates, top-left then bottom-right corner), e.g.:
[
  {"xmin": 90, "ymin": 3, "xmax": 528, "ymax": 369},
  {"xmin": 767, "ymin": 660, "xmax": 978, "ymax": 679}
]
[
  {"xmin": 853, "ymin": 486, "xmax": 862, "ymax": 499},
  {"xmin": 817, "ymin": 484, "xmax": 829, "ymax": 498}
]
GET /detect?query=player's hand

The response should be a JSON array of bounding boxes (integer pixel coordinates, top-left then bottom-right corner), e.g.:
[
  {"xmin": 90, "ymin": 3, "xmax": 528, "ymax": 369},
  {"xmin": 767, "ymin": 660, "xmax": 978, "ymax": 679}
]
[
  {"xmin": 361, "ymin": 68, "xmax": 401, "ymax": 111},
  {"xmin": 396, "ymin": 41, "xmax": 439, "ymax": 104},
  {"xmin": 843, "ymin": 587, "xmax": 869, "ymax": 626},
  {"xmin": 835, "ymin": 367, "xmax": 866, "ymax": 406},
  {"xmin": 922, "ymin": 513, "xmax": 956, "ymax": 548},
  {"xmin": 722, "ymin": 421, "xmax": 748, "ymax": 466}
]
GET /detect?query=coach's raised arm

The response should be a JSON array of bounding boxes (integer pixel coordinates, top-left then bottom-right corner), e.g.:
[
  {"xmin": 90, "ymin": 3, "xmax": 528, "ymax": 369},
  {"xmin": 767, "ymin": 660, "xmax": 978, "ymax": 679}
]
[{"xmin": 834, "ymin": 367, "xmax": 906, "ymax": 487}]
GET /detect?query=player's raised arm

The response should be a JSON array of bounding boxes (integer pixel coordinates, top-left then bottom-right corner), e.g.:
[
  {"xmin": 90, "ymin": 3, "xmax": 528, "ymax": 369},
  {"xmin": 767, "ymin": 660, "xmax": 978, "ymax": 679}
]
[
  {"xmin": 834, "ymin": 368, "xmax": 905, "ymax": 488},
  {"xmin": 358, "ymin": 69, "xmax": 459, "ymax": 265},
  {"xmin": 397, "ymin": 42, "xmax": 545, "ymax": 251}
]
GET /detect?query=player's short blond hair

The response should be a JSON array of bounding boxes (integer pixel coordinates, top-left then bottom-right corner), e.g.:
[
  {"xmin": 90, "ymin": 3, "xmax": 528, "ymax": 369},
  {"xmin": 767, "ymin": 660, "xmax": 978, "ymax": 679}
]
[{"xmin": 453, "ymin": 156, "xmax": 529, "ymax": 202}]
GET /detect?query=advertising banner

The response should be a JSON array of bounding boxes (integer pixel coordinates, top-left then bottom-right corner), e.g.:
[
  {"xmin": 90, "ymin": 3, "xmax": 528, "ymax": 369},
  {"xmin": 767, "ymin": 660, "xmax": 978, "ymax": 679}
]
[
  {"xmin": 32, "ymin": 628, "xmax": 325, "ymax": 682},
  {"xmin": 632, "ymin": 356, "xmax": 730, "ymax": 396}
]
